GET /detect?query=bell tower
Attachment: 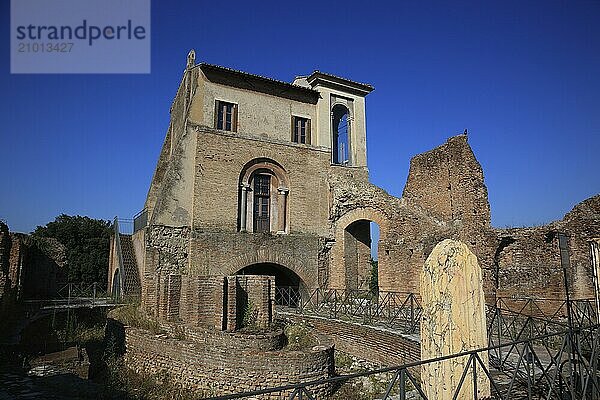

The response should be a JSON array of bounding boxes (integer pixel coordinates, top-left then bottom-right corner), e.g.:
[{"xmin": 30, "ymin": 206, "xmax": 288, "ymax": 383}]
[{"xmin": 295, "ymin": 72, "xmax": 373, "ymax": 168}]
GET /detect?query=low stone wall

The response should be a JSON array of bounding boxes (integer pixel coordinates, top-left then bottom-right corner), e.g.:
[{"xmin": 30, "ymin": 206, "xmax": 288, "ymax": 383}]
[
  {"xmin": 110, "ymin": 319, "xmax": 335, "ymax": 398},
  {"xmin": 284, "ymin": 313, "xmax": 420, "ymax": 368}
]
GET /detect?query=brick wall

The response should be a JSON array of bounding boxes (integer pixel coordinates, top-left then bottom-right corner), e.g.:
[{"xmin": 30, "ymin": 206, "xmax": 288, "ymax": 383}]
[
  {"xmin": 403, "ymin": 134, "xmax": 491, "ymax": 230},
  {"xmin": 232, "ymin": 275, "xmax": 275, "ymax": 330},
  {"xmin": 139, "ymin": 125, "xmax": 599, "ymax": 315},
  {"xmin": 179, "ymin": 275, "xmax": 224, "ymax": 329},
  {"xmin": 285, "ymin": 314, "xmax": 420, "ymax": 369},
  {"xmin": 189, "ymin": 231, "xmax": 321, "ymax": 287},
  {"xmin": 192, "ymin": 128, "xmax": 331, "ymax": 236}
]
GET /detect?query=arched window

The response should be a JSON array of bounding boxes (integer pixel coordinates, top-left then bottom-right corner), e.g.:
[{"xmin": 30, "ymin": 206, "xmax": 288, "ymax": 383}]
[
  {"xmin": 239, "ymin": 159, "xmax": 289, "ymax": 233},
  {"xmin": 332, "ymin": 104, "xmax": 350, "ymax": 165}
]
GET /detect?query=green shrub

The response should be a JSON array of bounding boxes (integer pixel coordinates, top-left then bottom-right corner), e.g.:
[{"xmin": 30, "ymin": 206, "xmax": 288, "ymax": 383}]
[{"xmin": 284, "ymin": 320, "xmax": 316, "ymax": 350}]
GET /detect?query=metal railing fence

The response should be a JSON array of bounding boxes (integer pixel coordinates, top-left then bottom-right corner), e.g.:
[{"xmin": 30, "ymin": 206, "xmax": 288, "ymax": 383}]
[
  {"xmin": 206, "ymin": 324, "xmax": 600, "ymax": 400},
  {"xmin": 277, "ymin": 288, "xmax": 599, "ymax": 337}
]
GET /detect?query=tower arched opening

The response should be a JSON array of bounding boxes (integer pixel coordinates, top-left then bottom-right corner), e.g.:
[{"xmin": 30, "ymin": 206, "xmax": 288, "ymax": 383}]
[{"xmin": 332, "ymin": 104, "xmax": 350, "ymax": 165}]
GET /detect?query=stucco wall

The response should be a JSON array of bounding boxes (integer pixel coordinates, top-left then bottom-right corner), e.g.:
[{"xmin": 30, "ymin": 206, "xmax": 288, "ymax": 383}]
[{"xmin": 191, "ymin": 74, "xmax": 318, "ymax": 144}]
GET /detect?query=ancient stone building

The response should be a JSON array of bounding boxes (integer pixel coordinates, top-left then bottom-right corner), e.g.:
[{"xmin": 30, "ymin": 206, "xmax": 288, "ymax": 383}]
[{"xmin": 108, "ymin": 51, "xmax": 600, "ymax": 319}]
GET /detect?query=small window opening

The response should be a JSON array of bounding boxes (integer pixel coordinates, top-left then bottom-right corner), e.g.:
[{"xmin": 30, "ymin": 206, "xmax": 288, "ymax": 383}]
[
  {"xmin": 292, "ymin": 116, "xmax": 310, "ymax": 144},
  {"xmin": 215, "ymin": 100, "xmax": 237, "ymax": 132}
]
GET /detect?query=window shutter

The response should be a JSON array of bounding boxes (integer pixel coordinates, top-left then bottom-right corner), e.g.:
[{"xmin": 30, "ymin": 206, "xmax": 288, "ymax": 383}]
[
  {"xmin": 214, "ymin": 101, "xmax": 219, "ymax": 129},
  {"xmin": 291, "ymin": 116, "xmax": 295, "ymax": 142},
  {"xmin": 232, "ymin": 104, "xmax": 238, "ymax": 132},
  {"xmin": 306, "ymin": 119, "xmax": 311, "ymax": 145}
]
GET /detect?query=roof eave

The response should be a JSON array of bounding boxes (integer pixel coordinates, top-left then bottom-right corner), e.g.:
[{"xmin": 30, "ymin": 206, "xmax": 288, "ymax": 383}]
[{"xmin": 306, "ymin": 71, "xmax": 374, "ymax": 96}]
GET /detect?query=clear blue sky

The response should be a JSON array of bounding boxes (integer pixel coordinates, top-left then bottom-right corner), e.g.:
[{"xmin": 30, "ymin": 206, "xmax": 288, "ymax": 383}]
[{"xmin": 1, "ymin": 1, "xmax": 599, "ymax": 233}]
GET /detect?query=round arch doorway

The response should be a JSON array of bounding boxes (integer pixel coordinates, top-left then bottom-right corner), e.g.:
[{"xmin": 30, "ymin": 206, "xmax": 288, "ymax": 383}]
[{"xmin": 236, "ymin": 263, "xmax": 304, "ymax": 307}]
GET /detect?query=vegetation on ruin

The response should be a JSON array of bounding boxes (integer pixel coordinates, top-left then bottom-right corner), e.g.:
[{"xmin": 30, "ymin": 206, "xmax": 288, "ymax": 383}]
[
  {"xmin": 171, "ymin": 324, "xmax": 187, "ymax": 340},
  {"xmin": 55, "ymin": 316, "xmax": 106, "ymax": 344},
  {"xmin": 332, "ymin": 351, "xmax": 419, "ymax": 400},
  {"xmin": 370, "ymin": 258, "xmax": 379, "ymax": 295},
  {"xmin": 284, "ymin": 320, "xmax": 317, "ymax": 350},
  {"xmin": 241, "ymin": 299, "xmax": 258, "ymax": 329},
  {"xmin": 32, "ymin": 214, "xmax": 112, "ymax": 286},
  {"xmin": 109, "ymin": 305, "xmax": 163, "ymax": 334}
]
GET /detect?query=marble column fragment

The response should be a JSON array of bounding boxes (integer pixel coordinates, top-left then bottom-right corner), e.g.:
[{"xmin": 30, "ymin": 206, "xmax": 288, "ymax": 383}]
[{"xmin": 420, "ymin": 239, "xmax": 490, "ymax": 400}]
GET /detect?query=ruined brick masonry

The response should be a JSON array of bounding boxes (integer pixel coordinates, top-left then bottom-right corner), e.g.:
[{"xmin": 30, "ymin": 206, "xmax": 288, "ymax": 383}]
[
  {"xmin": 105, "ymin": 53, "xmax": 599, "ymax": 396},
  {"xmin": 1, "ymin": 221, "xmax": 67, "ymax": 326},
  {"xmin": 106, "ymin": 318, "xmax": 335, "ymax": 399}
]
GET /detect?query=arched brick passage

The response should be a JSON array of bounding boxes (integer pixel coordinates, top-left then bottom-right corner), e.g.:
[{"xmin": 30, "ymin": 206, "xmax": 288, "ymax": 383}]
[
  {"xmin": 330, "ymin": 207, "xmax": 390, "ymax": 290},
  {"xmin": 236, "ymin": 263, "xmax": 302, "ymax": 288},
  {"xmin": 226, "ymin": 251, "xmax": 316, "ymax": 289},
  {"xmin": 235, "ymin": 262, "xmax": 305, "ymax": 306}
]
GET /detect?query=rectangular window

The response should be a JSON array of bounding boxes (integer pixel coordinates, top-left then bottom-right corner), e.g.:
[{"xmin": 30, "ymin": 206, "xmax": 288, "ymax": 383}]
[
  {"xmin": 291, "ymin": 116, "xmax": 311, "ymax": 144},
  {"xmin": 215, "ymin": 100, "xmax": 238, "ymax": 132}
]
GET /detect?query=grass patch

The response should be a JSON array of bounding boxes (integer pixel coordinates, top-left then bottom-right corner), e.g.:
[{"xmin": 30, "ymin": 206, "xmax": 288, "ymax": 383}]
[
  {"xmin": 109, "ymin": 305, "xmax": 163, "ymax": 334},
  {"xmin": 100, "ymin": 358, "xmax": 209, "ymax": 399},
  {"xmin": 56, "ymin": 324, "xmax": 105, "ymax": 344},
  {"xmin": 334, "ymin": 351, "xmax": 356, "ymax": 372}
]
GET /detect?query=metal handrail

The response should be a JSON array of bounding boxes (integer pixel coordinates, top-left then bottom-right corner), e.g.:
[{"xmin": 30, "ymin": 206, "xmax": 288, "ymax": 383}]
[
  {"xmin": 284, "ymin": 288, "xmax": 422, "ymax": 333},
  {"xmin": 133, "ymin": 208, "xmax": 148, "ymax": 233},
  {"xmin": 279, "ymin": 288, "xmax": 597, "ymax": 337}
]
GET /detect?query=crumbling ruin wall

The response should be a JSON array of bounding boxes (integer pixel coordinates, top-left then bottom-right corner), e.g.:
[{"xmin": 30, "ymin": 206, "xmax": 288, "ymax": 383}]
[
  {"xmin": 1, "ymin": 223, "xmax": 68, "ymax": 333},
  {"xmin": 328, "ymin": 135, "xmax": 498, "ymax": 299},
  {"xmin": 402, "ymin": 134, "xmax": 498, "ymax": 298},
  {"xmin": 403, "ymin": 135, "xmax": 491, "ymax": 231},
  {"xmin": 328, "ymin": 169, "xmax": 450, "ymax": 293},
  {"xmin": 496, "ymin": 195, "xmax": 600, "ymax": 301},
  {"xmin": 18, "ymin": 235, "xmax": 67, "ymax": 299},
  {"xmin": 138, "ymin": 128, "xmax": 598, "ymax": 312},
  {"xmin": 561, "ymin": 195, "xmax": 600, "ymax": 298},
  {"xmin": 0, "ymin": 225, "xmax": 66, "ymax": 303}
]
